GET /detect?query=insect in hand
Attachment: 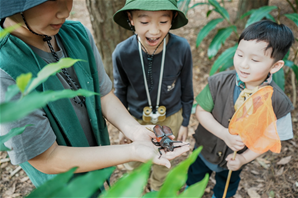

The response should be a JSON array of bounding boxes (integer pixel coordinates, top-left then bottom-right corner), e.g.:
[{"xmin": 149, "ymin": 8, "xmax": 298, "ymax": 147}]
[{"xmin": 147, "ymin": 125, "xmax": 189, "ymax": 159}]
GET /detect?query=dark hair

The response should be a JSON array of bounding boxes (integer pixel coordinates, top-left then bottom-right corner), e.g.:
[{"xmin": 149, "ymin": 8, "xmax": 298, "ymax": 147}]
[{"xmin": 238, "ymin": 20, "xmax": 295, "ymax": 61}]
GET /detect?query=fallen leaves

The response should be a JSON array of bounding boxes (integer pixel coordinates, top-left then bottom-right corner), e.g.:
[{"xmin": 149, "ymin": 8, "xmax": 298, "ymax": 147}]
[{"xmin": 276, "ymin": 156, "xmax": 292, "ymax": 165}]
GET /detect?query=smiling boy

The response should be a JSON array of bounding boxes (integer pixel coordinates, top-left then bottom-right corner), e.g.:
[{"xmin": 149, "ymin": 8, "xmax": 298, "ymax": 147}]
[
  {"xmin": 113, "ymin": 0, "xmax": 194, "ymax": 191},
  {"xmin": 187, "ymin": 20, "xmax": 295, "ymax": 198}
]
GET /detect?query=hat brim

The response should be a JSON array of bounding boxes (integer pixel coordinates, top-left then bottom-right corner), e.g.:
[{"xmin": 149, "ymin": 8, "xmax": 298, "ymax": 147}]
[
  {"xmin": 113, "ymin": 0, "xmax": 188, "ymax": 30},
  {"xmin": 0, "ymin": 0, "xmax": 48, "ymax": 19}
]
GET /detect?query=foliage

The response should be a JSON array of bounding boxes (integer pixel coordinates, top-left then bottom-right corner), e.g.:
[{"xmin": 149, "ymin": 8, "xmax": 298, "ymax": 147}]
[
  {"xmin": 0, "ymin": 57, "xmax": 98, "ymax": 150},
  {"xmin": 1, "ymin": 26, "xmax": 208, "ymax": 198},
  {"xmin": 25, "ymin": 146, "xmax": 208, "ymax": 198},
  {"xmin": 183, "ymin": 0, "xmax": 298, "ymax": 92},
  {"xmin": 192, "ymin": 0, "xmax": 298, "ymax": 92}
]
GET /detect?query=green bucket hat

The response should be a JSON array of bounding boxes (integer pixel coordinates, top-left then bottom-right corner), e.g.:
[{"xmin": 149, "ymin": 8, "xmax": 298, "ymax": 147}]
[
  {"xmin": 0, "ymin": 0, "xmax": 47, "ymax": 25},
  {"xmin": 113, "ymin": 0, "xmax": 188, "ymax": 30}
]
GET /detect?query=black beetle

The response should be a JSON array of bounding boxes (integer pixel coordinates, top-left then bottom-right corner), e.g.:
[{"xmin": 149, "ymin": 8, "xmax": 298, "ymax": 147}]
[{"xmin": 148, "ymin": 125, "xmax": 189, "ymax": 158}]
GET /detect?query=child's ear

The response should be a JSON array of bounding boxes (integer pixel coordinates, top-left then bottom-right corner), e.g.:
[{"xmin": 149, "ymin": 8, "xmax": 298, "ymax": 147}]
[
  {"xmin": 270, "ymin": 60, "xmax": 284, "ymax": 74},
  {"xmin": 127, "ymin": 11, "xmax": 134, "ymax": 26}
]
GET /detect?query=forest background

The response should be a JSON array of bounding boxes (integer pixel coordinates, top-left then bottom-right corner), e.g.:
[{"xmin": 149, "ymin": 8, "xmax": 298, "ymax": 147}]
[{"xmin": 0, "ymin": 0, "xmax": 297, "ymax": 198}]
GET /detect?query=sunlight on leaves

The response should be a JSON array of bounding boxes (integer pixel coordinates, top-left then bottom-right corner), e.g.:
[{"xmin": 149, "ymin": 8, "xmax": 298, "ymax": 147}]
[
  {"xmin": 25, "ymin": 58, "xmax": 81, "ymax": 94},
  {"xmin": 16, "ymin": 73, "xmax": 32, "ymax": 94},
  {"xmin": 0, "ymin": 24, "xmax": 21, "ymax": 38},
  {"xmin": 0, "ymin": 89, "xmax": 98, "ymax": 124}
]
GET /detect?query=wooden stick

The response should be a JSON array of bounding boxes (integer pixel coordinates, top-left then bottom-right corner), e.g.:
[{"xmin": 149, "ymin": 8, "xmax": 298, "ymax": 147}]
[{"xmin": 222, "ymin": 151, "xmax": 237, "ymax": 198}]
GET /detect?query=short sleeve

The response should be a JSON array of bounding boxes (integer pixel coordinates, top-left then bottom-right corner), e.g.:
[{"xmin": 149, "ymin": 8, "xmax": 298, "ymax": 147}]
[
  {"xmin": 0, "ymin": 69, "xmax": 56, "ymax": 165},
  {"xmin": 195, "ymin": 84, "xmax": 214, "ymax": 112},
  {"xmin": 83, "ymin": 26, "xmax": 112, "ymax": 97},
  {"xmin": 276, "ymin": 113, "xmax": 293, "ymax": 141}
]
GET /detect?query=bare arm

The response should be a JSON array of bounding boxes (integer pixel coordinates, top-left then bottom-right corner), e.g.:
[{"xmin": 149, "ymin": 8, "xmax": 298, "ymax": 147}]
[
  {"xmin": 196, "ymin": 105, "xmax": 245, "ymax": 151},
  {"xmin": 28, "ymin": 91, "xmax": 189, "ymax": 174},
  {"xmin": 226, "ymin": 149, "xmax": 262, "ymax": 171}
]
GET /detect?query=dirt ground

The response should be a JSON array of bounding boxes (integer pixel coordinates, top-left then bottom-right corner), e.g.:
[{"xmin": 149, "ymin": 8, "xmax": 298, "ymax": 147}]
[{"xmin": 1, "ymin": 0, "xmax": 297, "ymax": 198}]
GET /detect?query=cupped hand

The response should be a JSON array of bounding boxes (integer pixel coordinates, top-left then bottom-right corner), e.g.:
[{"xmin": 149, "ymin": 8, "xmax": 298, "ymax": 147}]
[
  {"xmin": 222, "ymin": 128, "xmax": 245, "ymax": 151},
  {"xmin": 130, "ymin": 140, "xmax": 190, "ymax": 168}
]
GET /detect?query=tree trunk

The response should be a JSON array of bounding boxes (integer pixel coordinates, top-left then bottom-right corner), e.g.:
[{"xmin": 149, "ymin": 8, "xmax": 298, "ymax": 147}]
[
  {"xmin": 86, "ymin": 0, "xmax": 132, "ymax": 80},
  {"xmin": 236, "ymin": 0, "xmax": 269, "ymax": 27}
]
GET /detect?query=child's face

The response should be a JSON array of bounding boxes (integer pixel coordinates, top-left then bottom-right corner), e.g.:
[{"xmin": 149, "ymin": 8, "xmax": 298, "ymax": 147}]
[
  {"xmin": 128, "ymin": 10, "xmax": 173, "ymax": 53},
  {"xmin": 20, "ymin": 0, "xmax": 73, "ymax": 36},
  {"xmin": 233, "ymin": 39, "xmax": 283, "ymax": 89}
]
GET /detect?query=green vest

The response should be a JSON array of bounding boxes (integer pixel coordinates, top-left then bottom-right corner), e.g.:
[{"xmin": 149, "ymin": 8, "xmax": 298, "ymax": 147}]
[{"xmin": 0, "ymin": 21, "xmax": 111, "ymax": 187}]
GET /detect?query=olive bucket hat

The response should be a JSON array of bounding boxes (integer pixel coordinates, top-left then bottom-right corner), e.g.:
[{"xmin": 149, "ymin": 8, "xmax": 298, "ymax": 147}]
[
  {"xmin": 0, "ymin": 0, "xmax": 47, "ymax": 24},
  {"xmin": 113, "ymin": 0, "xmax": 188, "ymax": 30}
]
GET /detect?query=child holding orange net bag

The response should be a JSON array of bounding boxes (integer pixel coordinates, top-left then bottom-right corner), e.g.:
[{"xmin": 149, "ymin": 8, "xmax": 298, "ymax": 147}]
[{"xmin": 186, "ymin": 20, "xmax": 295, "ymax": 198}]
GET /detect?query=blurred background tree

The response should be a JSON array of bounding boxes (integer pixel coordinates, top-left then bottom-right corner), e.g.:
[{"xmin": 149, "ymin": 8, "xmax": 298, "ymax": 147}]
[{"xmin": 86, "ymin": 0, "xmax": 132, "ymax": 80}]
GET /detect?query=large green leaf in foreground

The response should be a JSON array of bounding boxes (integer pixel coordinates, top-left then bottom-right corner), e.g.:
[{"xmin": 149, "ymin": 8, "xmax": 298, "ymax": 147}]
[
  {"xmin": 25, "ymin": 58, "xmax": 81, "ymax": 94},
  {"xmin": 0, "ymin": 89, "xmax": 98, "ymax": 124},
  {"xmin": 158, "ymin": 146, "xmax": 207, "ymax": 198},
  {"xmin": 102, "ymin": 161, "xmax": 152, "ymax": 198}
]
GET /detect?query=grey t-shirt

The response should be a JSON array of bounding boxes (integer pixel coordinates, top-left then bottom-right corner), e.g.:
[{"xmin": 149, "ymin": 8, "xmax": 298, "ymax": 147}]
[{"xmin": 0, "ymin": 26, "xmax": 112, "ymax": 165}]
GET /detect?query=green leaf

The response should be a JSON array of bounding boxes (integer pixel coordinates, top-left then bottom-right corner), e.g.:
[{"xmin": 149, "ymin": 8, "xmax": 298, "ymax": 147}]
[
  {"xmin": 219, "ymin": 58, "xmax": 234, "ymax": 72},
  {"xmin": 178, "ymin": 173, "xmax": 209, "ymax": 198},
  {"xmin": 53, "ymin": 167, "xmax": 115, "ymax": 198},
  {"xmin": 208, "ymin": 0, "xmax": 230, "ymax": 21},
  {"xmin": 284, "ymin": 60, "xmax": 298, "ymax": 83},
  {"xmin": 283, "ymin": 50, "xmax": 290, "ymax": 61},
  {"xmin": 196, "ymin": 18, "xmax": 224, "ymax": 47},
  {"xmin": 206, "ymin": 10, "xmax": 213, "ymax": 18},
  {"xmin": 265, "ymin": 14, "xmax": 276, "ymax": 22},
  {"xmin": 189, "ymin": 2, "xmax": 208, "ymax": 10},
  {"xmin": 5, "ymin": 85, "xmax": 20, "ymax": 102},
  {"xmin": 16, "ymin": 73, "xmax": 32, "ymax": 93},
  {"xmin": 102, "ymin": 161, "xmax": 152, "ymax": 198},
  {"xmin": 158, "ymin": 147, "xmax": 203, "ymax": 198},
  {"xmin": 209, "ymin": 44, "xmax": 237, "ymax": 75},
  {"xmin": 143, "ymin": 191, "xmax": 158, "ymax": 198},
  {"xmin": 245, "ymin": 6, "xmax": 277, "ymax": 28},
  {"xmin": 177, "ymin": 0, "xmax": 191, "ymax": 14},
  {"xmin": 0, "ymin": 125, "xmax": 32, "ymax": 151},
  {"xmin": 207, "ymin": 26, "xmax": 235, "ymax": 59},
  {"xmin": 284, "ymin": 13, "xmax": 298, "ymax": 27},
  {"xmin": 27, "ymin": 167, "xmax": 77, "ymax": 197},
  {"xmin": 0, "ymin": 24, "xmax": 21, "ymax": 38},
  {"xmin": 272, "ymin": 69, "xmax": 285, "ymax": 91},
  {"xmin": 240, "ymin": 9, "xmax": 255, "ymax": 20},
  {"xmin": 0, "ymin": 89, "xmax": 98, "ymax": 124},
  {"xmin": 25, "ymin": 58, "xmax": 81, "ymax": 94}
]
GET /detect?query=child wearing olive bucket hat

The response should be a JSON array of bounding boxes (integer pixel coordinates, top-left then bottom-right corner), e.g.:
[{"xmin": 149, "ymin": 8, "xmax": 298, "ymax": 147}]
[
  {"xmin": 113, "ymin": 0, "xmax": 194, "ymax": 191},
  {"xmin": 0, "ymin": 0, "xmax": 189, "ymax": 194}
]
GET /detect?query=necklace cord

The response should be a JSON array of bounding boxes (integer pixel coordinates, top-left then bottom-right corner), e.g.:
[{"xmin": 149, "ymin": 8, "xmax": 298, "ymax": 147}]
[{"xmin": 20, "ymin": 13, "xmax": 85, "ymax": 106}]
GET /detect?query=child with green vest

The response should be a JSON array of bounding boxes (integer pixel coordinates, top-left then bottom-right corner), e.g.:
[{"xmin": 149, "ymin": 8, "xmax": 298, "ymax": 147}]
[
  {"xmin": 187, "ymin": 20, "xmax": 295, "ymax": 198},
  {"xmin": 0, "ymin": 0, "xmax": 189, "ymax": 192},
  {"xmin": 113, "ymin": 0, "xmax": 194, "ymax": 191}
]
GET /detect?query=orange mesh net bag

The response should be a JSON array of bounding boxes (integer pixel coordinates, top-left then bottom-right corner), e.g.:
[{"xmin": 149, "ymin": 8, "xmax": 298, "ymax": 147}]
[{"xmin": 229, "ymin": 86, "xmax": 281, "ymax": 154}]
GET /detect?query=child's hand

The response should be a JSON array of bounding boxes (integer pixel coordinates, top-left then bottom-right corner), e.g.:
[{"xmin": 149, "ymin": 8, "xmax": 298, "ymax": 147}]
[
  {"xmin": 124, "ymin": 125, "xmax": 156, "ymax": 142},
  {"xmin": 130, "ymin": 140, "xmax": 190, "ymax": 168},
  {"xmin": 177, "ymin": 126, "xmax": 188, "ymax": 142},
  {"xmin": 226, "ymin": 153, "xmax": 246, "ymax": 171},
  {"xmin": 222, "ymin": 128, "xmax": 245, "ymax": 151}
]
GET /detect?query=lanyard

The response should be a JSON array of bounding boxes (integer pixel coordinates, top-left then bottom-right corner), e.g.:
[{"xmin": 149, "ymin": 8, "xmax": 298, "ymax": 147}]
[{"xmin": 138, "ymin": 37, "xmax": 166, "ymax": 109}]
